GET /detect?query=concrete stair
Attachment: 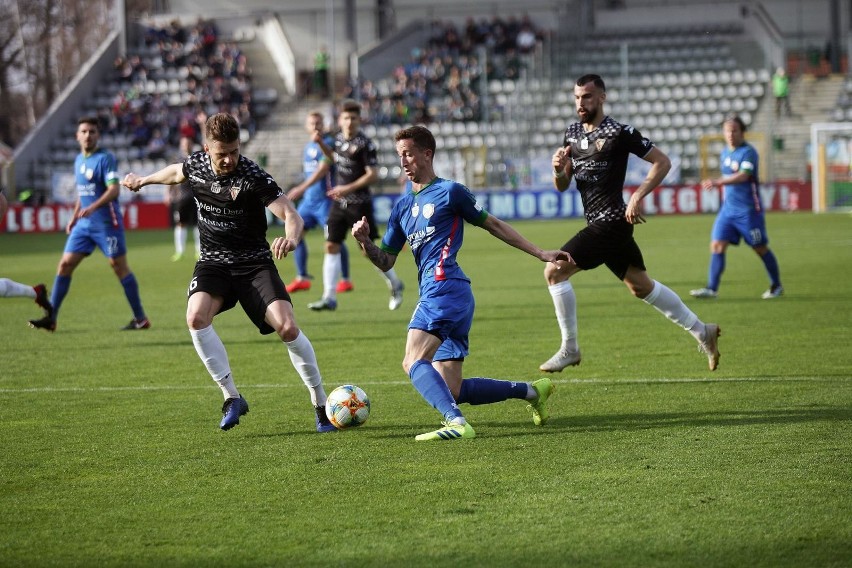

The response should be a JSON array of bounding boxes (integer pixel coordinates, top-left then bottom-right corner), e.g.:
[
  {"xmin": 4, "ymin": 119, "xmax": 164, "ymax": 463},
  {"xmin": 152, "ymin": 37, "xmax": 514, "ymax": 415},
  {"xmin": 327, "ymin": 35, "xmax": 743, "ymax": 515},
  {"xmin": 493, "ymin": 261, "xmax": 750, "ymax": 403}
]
[
  {"xmin": 750, "ymin": 74, "xmax": 844, "ymax": 181},
  {"xmin": 236, "ymin": 28, "xmax": 337, "ymax": 188},
  {"xmin": 243, "ymin": 96, "xmax": 337, "ymax": 189}
]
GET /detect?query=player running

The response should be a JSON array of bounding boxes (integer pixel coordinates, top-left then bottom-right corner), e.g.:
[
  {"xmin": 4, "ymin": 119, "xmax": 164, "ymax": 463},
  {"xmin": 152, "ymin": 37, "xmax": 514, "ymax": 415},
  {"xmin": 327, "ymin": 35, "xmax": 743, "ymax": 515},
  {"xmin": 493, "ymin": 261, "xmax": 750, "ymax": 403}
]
[{"xmin": 542, "ymin": 74, "xmax": 721, "ymax": 373}]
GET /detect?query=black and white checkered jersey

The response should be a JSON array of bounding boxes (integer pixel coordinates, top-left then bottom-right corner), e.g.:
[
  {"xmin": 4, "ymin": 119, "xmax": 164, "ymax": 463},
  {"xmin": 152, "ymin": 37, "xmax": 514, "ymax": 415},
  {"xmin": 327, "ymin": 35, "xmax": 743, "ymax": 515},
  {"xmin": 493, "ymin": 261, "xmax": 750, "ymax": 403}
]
[
  {"xmin": 562, "ymin": 116, "xmax": 654, "ymax": 223},
  {"xmin": 182, "ymin": 151, "xmax": 283, "ymax": 264},
  {"xmin": 332, "ymin": 130, "xmax": 378, "ymax": 205}
]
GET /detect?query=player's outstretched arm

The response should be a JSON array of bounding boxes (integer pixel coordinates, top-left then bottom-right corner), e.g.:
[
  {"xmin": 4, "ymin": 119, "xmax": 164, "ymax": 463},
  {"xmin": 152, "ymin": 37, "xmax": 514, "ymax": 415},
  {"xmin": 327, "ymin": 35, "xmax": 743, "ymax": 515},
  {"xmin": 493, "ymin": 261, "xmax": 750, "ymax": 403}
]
[
  {"xmin": 352, "ymin": 216, "xmax": 397, "ymax": 272},
  {"xmin": 122, "ymin": 163, "xmax": 186, "ymax": 192},
  {"xmin": 481, "ymin": 214, "xmax": 572, "ymax": 264}
]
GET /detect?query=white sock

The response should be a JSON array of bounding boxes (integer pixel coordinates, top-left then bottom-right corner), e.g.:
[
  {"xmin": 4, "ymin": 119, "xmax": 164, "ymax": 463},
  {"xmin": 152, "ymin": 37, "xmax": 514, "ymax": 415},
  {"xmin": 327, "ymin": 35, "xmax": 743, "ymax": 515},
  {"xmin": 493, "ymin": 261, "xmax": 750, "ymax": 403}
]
[
  {"xmin": 642, "ymin": 280, "xmax": 701, "ymax": 336},
  {"xmin": 285, "ymin": 330, "xmax": 327, "ymax": 406},
  {"xmin": 322, "ymin": 253, "xmax": 341, "ymax": 301},
  {"xmin": 379, "ymin": 267, "xmax": 402, "ymax": 290},
  {"xmin": 190, "ymin": 325, "xmax": 237, "ymax": 398},
  {"xmin": 549, "ymin": 280, "xmax": 578, "ymax": 351},
  {"xmin": 215, "ymin": 373, "xmax": 239, "ymax": 399},
  {"xmin": 193, "ymin": 227, "xmax": 201, "ymax": 255},
  {"xmin": 0, "ymin": 278, "xmax": 36, "ymax": 298},
  {"xmin": 174, "ymin": 226, "xmax": 187, "ymax": 256}
]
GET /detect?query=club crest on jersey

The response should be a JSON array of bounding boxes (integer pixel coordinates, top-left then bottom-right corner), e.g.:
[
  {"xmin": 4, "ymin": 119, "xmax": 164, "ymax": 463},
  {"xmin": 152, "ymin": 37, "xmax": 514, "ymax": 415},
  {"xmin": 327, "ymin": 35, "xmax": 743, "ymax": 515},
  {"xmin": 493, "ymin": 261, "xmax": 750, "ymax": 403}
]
[
  {"xmin": 595, "ymin": 139, "xmax": 606, "ymax": 151},
  {"xmin": 229, "ymin": 186, "xmax": 241, "ymax": 200},
  {"xmin": 411, "ymin": 202, "xmax": 420, "ymax": 218},
  {"xmin": 85, "ymin": 168, "xmax": 94, "ymax": 180},
  {"xmin": 422, "ymin": 203, "xmax": 435, "ymax": 219}
]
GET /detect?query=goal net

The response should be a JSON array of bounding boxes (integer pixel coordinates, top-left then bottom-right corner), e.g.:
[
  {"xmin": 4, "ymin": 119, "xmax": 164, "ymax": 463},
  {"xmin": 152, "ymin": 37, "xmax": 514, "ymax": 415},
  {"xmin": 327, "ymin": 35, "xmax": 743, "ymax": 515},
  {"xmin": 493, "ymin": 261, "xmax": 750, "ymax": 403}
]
[{"xmin": 810, "ymin": 122, "xmax": 852, "ymax": 212}]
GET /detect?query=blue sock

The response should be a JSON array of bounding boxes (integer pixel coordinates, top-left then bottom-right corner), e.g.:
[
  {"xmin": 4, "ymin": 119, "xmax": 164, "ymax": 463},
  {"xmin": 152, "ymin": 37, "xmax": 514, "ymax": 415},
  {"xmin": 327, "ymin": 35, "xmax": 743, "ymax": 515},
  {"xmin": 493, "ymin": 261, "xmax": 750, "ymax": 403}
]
[
  {"xmin": 293, "ymin": 240, "xmax": 309, "ymax": 278},
  {"xmin": 409, "ymin": 359, "xmax": 463, "ymax": 422},
  {"xmin": 120, "ymin": 273, "xmax": 146, "ymax": 320},
  {"xmin": 340, "ymin": 242, "xmax": 350, "ymax": 280},
  {"xmin": 51, "ymin": 275, "xmax": 71, "ymax": 320},
  {"xmin": 457, "ymin": 377, "xmax": 527, "ymax": 405},
  {"xmin": 760, "ymin": 249, "xmax": 781, "ymax": 287},
  {"xmin": 708, "ymin": 252, "xmax": 725, "ymax": 291}
]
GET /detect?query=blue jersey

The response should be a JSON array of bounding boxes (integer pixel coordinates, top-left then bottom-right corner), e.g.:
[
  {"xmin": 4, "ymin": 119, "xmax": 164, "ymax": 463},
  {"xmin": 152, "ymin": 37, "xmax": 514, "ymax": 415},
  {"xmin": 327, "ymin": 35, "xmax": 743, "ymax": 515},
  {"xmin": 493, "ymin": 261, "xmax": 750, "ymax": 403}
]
[
  {"xmin": 74, "ymin": 148, "xmax": 122, "ymax": 228},
  {"xmin": 381, "ymin": 178, "xmax": 488, "ymax": 296},
  {"xmin": 720, "ymin": 142, "xmax": 762, "ymax": 214},
  {"xmin": 300, "ymin": 135, "xmax": 335, "ymax": 213}
]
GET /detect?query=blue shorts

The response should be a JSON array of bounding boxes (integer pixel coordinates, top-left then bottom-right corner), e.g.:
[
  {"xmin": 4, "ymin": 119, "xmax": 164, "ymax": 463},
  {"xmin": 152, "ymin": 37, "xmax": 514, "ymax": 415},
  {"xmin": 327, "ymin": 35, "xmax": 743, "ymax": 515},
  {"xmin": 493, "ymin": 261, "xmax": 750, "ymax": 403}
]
[
  {"xmin": 64, "ymin": 220, "xmax": 127, "ymax": 258},
  {"xmin": 409, "ymin": 279, "xmax": 474, "ymax": 361},
  {"xmin": 298, "ymin": 203, "xmax": 330, "ymax": 231},
  {"xmin": 711, "ymin": 210, "xmax": 768, "ymax": 247}
]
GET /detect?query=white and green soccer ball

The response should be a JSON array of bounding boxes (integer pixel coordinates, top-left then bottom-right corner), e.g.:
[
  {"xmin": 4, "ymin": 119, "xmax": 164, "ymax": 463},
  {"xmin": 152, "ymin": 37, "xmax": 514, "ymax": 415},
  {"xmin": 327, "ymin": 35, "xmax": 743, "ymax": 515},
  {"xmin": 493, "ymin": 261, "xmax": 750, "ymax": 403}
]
[{"xmin": 325, "ymin": 384, "xmax": 371, "ymax": 429}]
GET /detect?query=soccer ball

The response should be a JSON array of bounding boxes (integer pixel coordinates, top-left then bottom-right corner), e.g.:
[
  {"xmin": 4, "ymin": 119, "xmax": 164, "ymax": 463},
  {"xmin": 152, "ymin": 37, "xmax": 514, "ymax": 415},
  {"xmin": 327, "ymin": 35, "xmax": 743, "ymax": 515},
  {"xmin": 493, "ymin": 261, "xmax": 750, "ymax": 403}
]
[{"xmin": 325, "ymin": 384, "xmax": 370, "ymax": 429}]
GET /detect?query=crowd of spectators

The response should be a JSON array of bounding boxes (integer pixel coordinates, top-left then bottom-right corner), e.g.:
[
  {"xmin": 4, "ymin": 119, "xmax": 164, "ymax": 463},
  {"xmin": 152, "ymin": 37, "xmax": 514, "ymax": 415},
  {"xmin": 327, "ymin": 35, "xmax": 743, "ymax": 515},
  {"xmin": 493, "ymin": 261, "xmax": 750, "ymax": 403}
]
[
  {"xmin": 343, "ymin": 15, "xmax": 545, "ymax": 126},
  {"xmin": 97, "ymin": 18, "xmax": 256, "ymax": 162}
]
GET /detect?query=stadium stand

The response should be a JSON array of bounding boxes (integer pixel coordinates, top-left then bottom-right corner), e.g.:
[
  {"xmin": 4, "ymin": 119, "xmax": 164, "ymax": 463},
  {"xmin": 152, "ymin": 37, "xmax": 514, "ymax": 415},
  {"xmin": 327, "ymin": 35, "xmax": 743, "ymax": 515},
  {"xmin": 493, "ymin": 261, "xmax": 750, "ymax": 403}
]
[
  {"xmin": 33, "ymin": 18, "xmax": 270, "ymax": 199},
  {"xmin": 356, "ymin": 20, "xmax": 770, "ymax": 187}
]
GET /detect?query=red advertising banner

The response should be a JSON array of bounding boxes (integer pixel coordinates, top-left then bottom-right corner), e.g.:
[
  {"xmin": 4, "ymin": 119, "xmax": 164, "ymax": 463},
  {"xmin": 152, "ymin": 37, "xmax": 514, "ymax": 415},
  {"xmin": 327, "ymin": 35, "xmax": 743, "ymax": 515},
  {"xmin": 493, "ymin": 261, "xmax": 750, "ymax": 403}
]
[{"xmin": 2, "ymin": 203, "xmax": 170, "ymax": 233}]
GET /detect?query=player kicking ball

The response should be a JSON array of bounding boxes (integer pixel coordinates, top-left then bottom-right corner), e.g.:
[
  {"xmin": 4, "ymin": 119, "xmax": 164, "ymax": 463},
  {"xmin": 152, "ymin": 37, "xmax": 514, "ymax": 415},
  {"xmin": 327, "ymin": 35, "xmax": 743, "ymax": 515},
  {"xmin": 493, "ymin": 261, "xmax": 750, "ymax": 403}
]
[{"xmin": 352, "ymin": 125, "xmax": 570, "ymax": 441}]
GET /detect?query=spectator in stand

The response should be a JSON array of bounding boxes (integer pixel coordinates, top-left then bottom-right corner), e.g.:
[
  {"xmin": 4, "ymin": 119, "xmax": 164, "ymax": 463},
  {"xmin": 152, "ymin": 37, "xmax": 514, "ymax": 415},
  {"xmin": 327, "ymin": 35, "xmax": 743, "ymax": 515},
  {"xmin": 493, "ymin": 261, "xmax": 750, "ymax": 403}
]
[{"xmin": 516, "ymin": 22, "xmax": 539, "ymax": 54}]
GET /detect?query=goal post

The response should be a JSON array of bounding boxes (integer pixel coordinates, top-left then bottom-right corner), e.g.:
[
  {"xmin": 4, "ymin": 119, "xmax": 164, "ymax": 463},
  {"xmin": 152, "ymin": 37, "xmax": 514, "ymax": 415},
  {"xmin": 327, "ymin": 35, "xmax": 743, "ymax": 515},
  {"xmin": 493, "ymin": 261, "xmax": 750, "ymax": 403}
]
[{"xmin": 810, "ymin": 122, "xmax": 852, "ymax": 213}]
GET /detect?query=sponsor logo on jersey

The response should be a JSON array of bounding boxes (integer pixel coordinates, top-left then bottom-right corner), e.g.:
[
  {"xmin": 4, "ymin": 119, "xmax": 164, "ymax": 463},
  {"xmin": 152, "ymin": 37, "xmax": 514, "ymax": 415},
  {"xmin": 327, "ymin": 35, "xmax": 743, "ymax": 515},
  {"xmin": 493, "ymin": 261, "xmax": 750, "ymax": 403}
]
[{"xmin": 407, "ymin": 226, "xmax": 435, "ymax": 251}]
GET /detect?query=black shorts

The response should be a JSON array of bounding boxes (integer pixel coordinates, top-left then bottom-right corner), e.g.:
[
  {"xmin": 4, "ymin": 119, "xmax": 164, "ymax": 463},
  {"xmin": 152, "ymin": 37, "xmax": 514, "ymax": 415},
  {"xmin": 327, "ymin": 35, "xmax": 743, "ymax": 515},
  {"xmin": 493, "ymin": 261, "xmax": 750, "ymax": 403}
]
[
  {"xmin": 188, "ymin": 261, "xmax": 290, "ymax": 335},
  {"xmin": 326, "ymin": 199, "xmax": 379, "ymax": 243},
  {"xmin": 170, "ymin": 197, "xmax": 197, "ymax": 227},
  {"xmin": 562, "ymin": 219, "xmax": 646, "ymax": 280}
]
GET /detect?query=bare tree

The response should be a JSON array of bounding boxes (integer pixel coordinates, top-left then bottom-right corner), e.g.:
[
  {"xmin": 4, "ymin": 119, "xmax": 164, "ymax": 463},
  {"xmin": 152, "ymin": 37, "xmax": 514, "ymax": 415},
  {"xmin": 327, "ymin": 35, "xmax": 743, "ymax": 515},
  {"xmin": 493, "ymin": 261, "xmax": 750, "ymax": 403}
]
[
  {"xmin": 0, "ymin": 0, "xmax": 28, "ymax": 145},
  {"xmin": 0, "ymin": 0, "xmax": 157, "ymax": 148}
]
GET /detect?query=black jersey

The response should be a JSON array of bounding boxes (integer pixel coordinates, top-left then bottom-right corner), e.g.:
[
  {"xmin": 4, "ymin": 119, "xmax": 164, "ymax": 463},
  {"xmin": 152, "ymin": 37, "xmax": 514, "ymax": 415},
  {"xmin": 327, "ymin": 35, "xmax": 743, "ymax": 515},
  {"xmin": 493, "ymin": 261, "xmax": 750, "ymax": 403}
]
[
  {"xmin": 182, "ymin": 151, "xmax": 283, "ymax": 264},
  {"xmin": 333, "ymin": 131, "xmax": 378, "ymax": 205},
  {"xmin": 562, "ymin": 116, "xmax": 654, "ymax": 223}
]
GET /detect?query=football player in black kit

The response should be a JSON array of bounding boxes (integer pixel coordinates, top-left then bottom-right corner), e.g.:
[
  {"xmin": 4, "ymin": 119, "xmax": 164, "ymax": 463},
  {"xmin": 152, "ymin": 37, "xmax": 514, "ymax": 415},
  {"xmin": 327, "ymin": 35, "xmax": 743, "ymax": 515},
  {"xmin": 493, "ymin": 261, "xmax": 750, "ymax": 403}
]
[
  {"xmin": 122, "ymin": 113, "xmax": 336, "ymax": 433},
  {"xmin": 307, "ymin": 99, "xmax": 405, "ymax": 312},
  {"xmin": 541, "ymin": 74, "xmax": 722, "ymax": 373}
]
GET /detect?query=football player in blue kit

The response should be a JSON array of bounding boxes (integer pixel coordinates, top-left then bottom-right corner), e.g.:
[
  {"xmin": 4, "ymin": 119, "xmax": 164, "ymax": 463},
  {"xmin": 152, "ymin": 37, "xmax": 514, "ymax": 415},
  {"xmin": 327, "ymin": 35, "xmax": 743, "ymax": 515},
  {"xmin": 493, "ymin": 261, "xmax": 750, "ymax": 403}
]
[
  {"xmin": 122, "ymin": 113, "xmax": 336, "ymax": 433},
  {"xmin": 352, "ymin": 125, "xmax": 570, "ymax": 441},
  {"xmin": 29, "ymin": 116, "xmax": 149, "ymax": 332},
  {"xmin": 285, "ymin": 111, "xmax": 352, "ymax": 294},
  {"xmin": 691, "ymin": 114, "xmax": 783, "ymax": 300},
  {"xmin": 543, "ymin": 74, "xmax": 721, "ymax": 373}
]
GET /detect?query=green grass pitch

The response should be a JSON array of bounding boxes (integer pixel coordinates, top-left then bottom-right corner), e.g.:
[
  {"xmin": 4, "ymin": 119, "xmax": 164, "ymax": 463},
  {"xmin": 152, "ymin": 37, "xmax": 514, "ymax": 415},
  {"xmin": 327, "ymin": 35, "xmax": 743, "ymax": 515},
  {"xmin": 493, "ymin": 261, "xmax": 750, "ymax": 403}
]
[{"xmin": 1, "ymin": 212, "xmax": 850, "ymax": 567}]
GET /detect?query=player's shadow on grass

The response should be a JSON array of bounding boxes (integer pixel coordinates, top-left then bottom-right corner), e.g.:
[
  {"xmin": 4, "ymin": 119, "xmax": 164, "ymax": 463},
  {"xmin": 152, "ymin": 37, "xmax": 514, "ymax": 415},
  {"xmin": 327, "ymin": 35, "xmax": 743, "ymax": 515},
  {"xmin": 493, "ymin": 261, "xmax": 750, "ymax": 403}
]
[
  {"xmin": 498, "ymin": 406, "xmax": 852, "ymax": 435},
  {"xmin": 247, "ymin": 422, "xmax": 417, "ymax": 440}
]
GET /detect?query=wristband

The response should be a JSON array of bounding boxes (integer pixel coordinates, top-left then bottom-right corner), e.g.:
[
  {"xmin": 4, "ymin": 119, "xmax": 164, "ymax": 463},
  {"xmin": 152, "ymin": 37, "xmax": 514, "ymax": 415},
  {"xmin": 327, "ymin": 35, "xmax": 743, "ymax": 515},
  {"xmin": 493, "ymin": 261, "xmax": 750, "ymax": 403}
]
[{"xmin": 553, "ymin": 169, "xmax": 566, "ymax": 180}]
